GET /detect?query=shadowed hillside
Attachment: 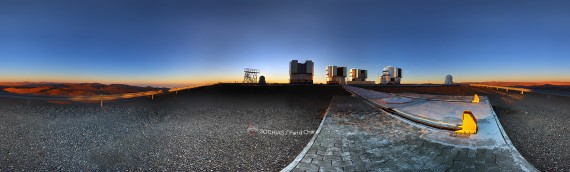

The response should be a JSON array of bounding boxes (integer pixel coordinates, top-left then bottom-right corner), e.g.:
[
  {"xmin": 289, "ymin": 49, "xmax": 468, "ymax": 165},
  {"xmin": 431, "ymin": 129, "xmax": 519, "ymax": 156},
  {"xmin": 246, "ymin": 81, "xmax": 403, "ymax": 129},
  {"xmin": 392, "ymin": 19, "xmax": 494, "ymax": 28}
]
[{"xmin": 0, "ymin": 82, "xmax": 166, "ymax": 96}]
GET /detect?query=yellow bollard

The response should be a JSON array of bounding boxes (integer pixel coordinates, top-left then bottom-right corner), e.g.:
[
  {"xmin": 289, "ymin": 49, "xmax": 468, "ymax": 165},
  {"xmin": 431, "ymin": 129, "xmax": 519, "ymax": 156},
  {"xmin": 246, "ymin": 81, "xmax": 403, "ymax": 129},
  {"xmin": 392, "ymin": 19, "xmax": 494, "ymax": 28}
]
[
  {"xmin": 456, "ymin": 110, "xmax": 478, "ymax": 134},
  {"xmin": 472, "ymin": 94, "xmax": 480, "ymax": 103}
]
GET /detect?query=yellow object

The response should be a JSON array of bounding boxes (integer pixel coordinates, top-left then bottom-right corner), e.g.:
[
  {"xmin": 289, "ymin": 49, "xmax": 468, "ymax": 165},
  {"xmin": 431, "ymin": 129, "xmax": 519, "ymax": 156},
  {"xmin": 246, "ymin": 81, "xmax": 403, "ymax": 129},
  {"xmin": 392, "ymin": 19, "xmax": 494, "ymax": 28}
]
[
  {"xmin": 472, "ymin": 94, "xmax": 480, "ymax": 103},
  {"xmin": 456, "ymin": 110, "xmax": 478, "ymax": 134}
]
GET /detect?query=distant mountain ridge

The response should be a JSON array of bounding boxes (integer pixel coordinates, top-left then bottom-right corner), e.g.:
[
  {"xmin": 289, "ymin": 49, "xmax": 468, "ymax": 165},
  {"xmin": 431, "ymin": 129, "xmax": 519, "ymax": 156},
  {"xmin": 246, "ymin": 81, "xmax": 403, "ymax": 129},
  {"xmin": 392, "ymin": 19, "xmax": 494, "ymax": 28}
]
[
  {"xmin": 0, "ymin": 82, "xmax": 167, "ymax": 96},
  {"xmin": 475, "ymin": 81, "xmax": 570, "ymax": 87},
  {"xmin": 473, "ymin": 81, "xmax": 570, "ymax": 93}
]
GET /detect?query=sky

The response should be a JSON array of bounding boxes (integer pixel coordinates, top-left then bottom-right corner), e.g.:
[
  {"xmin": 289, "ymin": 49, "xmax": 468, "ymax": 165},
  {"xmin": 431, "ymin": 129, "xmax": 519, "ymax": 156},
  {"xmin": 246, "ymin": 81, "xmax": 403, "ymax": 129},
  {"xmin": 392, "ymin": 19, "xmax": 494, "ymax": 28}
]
[{"xmin": 1, "ymin": 0, "xmax": 569, "ymax": 87}]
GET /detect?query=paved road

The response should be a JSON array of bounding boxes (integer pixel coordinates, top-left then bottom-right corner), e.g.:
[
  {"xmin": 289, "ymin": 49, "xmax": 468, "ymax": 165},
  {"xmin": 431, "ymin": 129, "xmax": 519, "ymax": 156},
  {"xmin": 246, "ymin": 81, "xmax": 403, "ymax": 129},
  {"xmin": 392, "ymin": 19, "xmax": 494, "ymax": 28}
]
[{"xmin": 290, "ymin": 96, "xmax": 535, "ymax": 171}]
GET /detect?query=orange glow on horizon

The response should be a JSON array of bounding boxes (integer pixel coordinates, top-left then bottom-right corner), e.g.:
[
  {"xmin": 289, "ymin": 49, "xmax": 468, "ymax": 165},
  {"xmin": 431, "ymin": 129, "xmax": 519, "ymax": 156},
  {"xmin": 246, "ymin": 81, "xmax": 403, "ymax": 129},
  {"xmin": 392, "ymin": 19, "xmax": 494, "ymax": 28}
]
[{"xmin": 1, "ymin": 73, "xmax": 569, "ymax": 88}]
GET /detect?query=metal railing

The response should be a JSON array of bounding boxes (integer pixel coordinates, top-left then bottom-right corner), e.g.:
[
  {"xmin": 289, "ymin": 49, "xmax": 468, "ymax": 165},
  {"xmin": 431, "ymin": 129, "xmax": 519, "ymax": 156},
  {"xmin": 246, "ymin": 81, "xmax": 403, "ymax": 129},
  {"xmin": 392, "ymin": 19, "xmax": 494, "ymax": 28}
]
[
  {"xmin": 470, "ymin": 83, "xmax": 570, "ymax": 97},
  {"xmin": 168, "ymin": 85, "xmax": 206, "ymax": 93},
  {"xmin": 469, "ymin": 84, "xmax": 531, "ymax": 94}
]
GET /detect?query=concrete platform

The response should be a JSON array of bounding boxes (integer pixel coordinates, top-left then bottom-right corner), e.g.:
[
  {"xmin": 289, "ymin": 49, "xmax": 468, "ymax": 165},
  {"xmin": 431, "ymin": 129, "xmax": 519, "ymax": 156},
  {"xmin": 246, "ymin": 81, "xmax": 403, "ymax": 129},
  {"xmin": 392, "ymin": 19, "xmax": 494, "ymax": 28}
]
[
  {"xmin": 343, "ymin": 85, "xmax": 510, "ymax": 147},
  {"xmin": 379, "ymin": 97, "xmax": 413, "ymax": 104},
  {"xmin": 283, "ymin": 88, "xmax": 536, "ymax": 171}
]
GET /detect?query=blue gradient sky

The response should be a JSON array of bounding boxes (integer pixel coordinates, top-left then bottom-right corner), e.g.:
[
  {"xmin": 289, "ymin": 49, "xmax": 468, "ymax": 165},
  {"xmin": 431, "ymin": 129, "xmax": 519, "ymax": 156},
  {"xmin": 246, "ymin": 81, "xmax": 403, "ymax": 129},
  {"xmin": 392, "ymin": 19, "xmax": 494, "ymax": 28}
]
[{"xmin": 1, "ymin": 0, "xmax": 569, "ymax": 86}]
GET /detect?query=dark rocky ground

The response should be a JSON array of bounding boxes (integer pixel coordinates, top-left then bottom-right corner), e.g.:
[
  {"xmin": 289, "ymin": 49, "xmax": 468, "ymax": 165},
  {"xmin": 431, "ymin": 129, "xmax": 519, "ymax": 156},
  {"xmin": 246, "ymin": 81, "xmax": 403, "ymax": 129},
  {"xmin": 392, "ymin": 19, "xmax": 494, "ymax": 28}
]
[
  {"xmin": 0, "ymin": 84, "xmax": 348, "ymax": 171},
  {"xmin": 358, "ymin": 85, "xmax": 570, "ymax": 171}
]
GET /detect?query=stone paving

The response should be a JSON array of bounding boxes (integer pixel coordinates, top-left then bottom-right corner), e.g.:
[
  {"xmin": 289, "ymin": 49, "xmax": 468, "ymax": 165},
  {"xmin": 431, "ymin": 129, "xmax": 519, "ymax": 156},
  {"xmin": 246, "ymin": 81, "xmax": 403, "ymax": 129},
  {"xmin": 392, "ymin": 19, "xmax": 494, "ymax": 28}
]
[{"xmin": 288, "ymin": 96, "xmax": 536, "ymax": 172}]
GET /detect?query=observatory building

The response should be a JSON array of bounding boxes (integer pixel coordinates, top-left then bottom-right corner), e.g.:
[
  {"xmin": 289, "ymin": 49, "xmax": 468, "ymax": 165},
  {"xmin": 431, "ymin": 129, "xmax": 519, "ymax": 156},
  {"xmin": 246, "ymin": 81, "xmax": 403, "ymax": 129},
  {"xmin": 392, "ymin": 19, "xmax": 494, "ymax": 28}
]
[
  {"xmin": 347, "ymin": 68, "xmax": 375, "ymax": 84},
  {"xmin": 380, "ymin": 66, "xmax": 402, "ymax": 84},
  {"xmin": 289, "ymin": 60, "xmax": 314, "ymax": 84},
  {"xmin": 326, "ymin": 65, "xmax": 347, "ymax": 84},
  {"xmin": 350, "ymin": 68, "xmax": 367, "ymax": 81},
  {"xmin": 444, "ymin": 75, "xmax": 453, "ymax": 85}
]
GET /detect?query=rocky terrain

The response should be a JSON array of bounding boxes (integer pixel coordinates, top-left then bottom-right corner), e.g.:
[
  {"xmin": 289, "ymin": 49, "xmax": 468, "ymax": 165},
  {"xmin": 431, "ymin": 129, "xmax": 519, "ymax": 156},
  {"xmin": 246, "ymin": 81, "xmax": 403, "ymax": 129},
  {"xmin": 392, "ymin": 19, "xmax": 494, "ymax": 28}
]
[{"xmin": 0, "ymin": 84, "xmax": 348, "ymax": 171}]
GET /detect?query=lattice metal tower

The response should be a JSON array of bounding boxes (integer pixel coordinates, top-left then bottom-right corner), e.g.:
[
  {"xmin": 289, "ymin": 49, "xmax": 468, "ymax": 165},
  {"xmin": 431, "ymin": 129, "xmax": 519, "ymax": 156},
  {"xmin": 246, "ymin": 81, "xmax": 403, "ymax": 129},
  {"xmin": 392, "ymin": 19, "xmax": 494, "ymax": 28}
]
[{"xmin": 243, "ymin": 68, "xmax": 260, "ymax": 83}]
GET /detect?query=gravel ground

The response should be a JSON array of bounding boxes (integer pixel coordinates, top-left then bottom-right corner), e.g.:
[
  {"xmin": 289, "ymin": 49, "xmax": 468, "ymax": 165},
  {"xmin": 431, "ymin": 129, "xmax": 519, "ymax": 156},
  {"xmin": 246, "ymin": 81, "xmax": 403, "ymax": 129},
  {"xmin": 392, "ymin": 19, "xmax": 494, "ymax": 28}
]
[
  {"xmin": 358, "ymin": 85, "xmax": 570, "ymax": 171},
  {"xmin": 0, "ymin": 84, "xmax": 348, "ymax": 171}
]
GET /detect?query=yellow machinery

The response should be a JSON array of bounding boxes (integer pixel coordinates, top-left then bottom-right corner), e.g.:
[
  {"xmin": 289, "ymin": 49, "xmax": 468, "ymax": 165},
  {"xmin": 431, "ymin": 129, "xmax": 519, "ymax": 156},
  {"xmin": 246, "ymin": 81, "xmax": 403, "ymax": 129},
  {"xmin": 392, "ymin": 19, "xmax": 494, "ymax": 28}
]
[
  {"xmin": 456, "ymin": 110, "xmax": 478, "ymax": 134},
  {"xmin": 472, "ymin": 94, "xmax": 480, "ymax": 103}
]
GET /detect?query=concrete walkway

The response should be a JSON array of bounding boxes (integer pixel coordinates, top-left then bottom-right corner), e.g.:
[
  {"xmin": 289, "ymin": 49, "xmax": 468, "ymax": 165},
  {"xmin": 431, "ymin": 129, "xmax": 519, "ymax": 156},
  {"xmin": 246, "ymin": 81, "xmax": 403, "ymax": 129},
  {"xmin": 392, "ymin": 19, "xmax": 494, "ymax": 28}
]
[
  {"xmin": 343, "ymin": 85, "xmax": 515, "ymax": 147},
  {"xmin": 285, "ymin": 95, "xmax": 536, "ymax": 171}
]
